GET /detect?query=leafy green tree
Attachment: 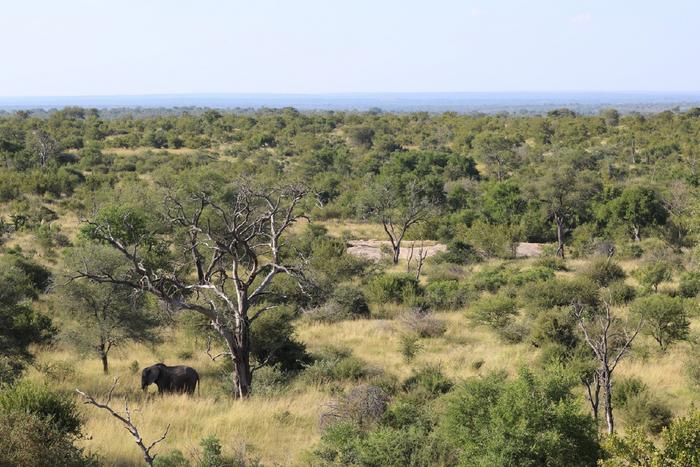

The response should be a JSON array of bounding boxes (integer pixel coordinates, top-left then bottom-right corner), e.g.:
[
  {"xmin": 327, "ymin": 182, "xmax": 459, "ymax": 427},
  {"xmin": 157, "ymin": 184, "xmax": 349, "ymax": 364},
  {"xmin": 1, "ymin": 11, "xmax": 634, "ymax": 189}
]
[
  {"xmin": 631, "ymin": 295, "xmax": 690, "ymax": 351},
  {"xmin": 611, "ymin": 186, "xmax": 668, "ymax": 241},
  {"xmin": 358, "ymin": 178, "xmax": 434, "ymax": 264},
  {"xmin": 532, "ymin": 155, "xmax": 600, "ymax": 258},
  {"xmin": 636, "ymin": 261, "xmax": 673, "ymax": 292},
  {"xmin": 62, "ymin": 244, "xmax": 162, "ymax": 373},
  {"xmin": 472, "ymin": 132, "xmax": 522, "ymax": 181}
]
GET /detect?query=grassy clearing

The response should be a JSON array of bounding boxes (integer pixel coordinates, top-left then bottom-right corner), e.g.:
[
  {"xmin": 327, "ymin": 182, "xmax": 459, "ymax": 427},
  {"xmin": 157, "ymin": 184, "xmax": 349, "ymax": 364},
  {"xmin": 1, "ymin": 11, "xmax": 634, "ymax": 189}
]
[{"xmin": 18, "ymin": 243, "xmax": 700, "ymax": 465}]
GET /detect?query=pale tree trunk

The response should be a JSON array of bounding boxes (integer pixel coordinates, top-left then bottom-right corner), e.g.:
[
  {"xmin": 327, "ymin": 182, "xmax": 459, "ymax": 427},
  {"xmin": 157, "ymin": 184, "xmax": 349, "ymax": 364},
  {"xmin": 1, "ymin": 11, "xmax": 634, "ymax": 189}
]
[
  {"xmin": 602, "ymin": 368, "xmax": 614, "ymax": 434},
  {"xmin": 555, "ymin": 216, "xmax": 565, "ymax": 259},
  {"xmin": 632, "ymin": 225, "xmax": 641, "ymax": 242},
  {"xmin": 216, "ymin": 316, "xmax": 253, "ymax": 399}
]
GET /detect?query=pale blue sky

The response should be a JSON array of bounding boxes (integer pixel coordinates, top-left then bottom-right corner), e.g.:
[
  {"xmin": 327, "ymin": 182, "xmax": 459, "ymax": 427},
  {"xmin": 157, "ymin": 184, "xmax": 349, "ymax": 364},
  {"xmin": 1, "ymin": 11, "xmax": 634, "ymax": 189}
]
[{"xmin": 1, "ymin": 0, "xmax": 698, "ymax": 96}]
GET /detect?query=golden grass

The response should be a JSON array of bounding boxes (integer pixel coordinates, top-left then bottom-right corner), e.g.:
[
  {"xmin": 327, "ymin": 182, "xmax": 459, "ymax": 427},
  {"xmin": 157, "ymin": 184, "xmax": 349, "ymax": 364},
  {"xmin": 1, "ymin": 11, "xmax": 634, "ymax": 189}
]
[{"xmin": 16, "ymin": 243, "xmax": 700, "ymax": 465}]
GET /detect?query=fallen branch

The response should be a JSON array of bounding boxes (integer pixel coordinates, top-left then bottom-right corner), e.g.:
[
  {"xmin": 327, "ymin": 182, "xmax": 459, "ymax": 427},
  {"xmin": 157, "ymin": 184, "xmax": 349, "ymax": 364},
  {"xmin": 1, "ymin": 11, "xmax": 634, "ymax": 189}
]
[{"xmin": 76, "ymin": 378, "xmax": 170, "ymax": 466}]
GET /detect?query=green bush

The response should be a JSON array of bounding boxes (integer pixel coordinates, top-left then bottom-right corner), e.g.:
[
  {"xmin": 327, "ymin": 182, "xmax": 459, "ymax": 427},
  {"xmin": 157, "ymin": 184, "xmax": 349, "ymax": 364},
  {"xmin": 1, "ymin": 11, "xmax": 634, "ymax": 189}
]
[
  {"xmin": 423, "ymin": 280, "xmax": 472, "ymax": 310},
  {"xmin": 0, "ymin": 380, "xmax": 82, "ymax": 436},
  {"xmin": 467, "ymin": 294, "xmax": 518, "ymax": 330},
  {"xmin": 635, "ymin": 261, "xmax": 673, "ymax": 292},
  {"xmin": 522, "ymin": 277, "xmax": 599, "ymax": 311},
  {"xmin": 533, "ymin": 256, "xmax": 568, "ymax": 271},
  {"xmin": 0, "ymin": 410, "xmax": 97, "ymax": 467},
  {"xmin": 583, "ymin": 258, "xmax": 626, "ymax": 286},
  {"xmin": 304, "ymin": 284, "xmax": 370, "ymax": 323},
  {"xmin": 468, "ymin": 264, "xmax": 508, "ymax": 293},
  {"xmin": 509, "ymin": 266, "xmax": 555, "ymax": 286},
  {"xmin": 402, "ymin": 365, "xmax": 454, "ymax": 396},
  {"xmin": 332, "ymin": 284, "xmax": 370, "ymax": 317},
  {"xmin": 601, "ymin": 410, "xmax": 700, "ymax": 466},
  {"xmin": 605, "ymin": 281, "xmax": 637, "ymax": 305},
  {"xmin": 683, "ymin": 346, "xmax": 700, "ymax": 388},
  {"xmin": 621, "ymin": 392, "xmax": 673, "ymax": 434},
  {"xmin": 530, "ymin": 308, "xmax": 578, "ymax": 350},
  {"xmin": 431, "ymin": 240, "xmax": 481, "ymax": 265},
  {"xmin": 356, "ymin": 425, "xmax": 429, "ymax": 467},
  {"xmin": 250, "ymin": 306, "xmax": 311, "ymax": 372},
  {"xmin": 439, "ymin": 368, "xmax": 600, "ymax": 466},
  {"xmin": 366, "ymin": 273, "xmax": 422, "ymax": 305},
  {"xmin": 154, "ymin": 449, "xmax": 190, "ymax": 467},
  {"xmin": 302, "ymin": 351, "xmax": 373, "ymax": 385},
  {"xmin": 398, "ymin": 334, "xmax": 422, "ymax": 363},
  {"xmin": 679, "ymin": 271, "xmax": 700, "ymax": 298}
]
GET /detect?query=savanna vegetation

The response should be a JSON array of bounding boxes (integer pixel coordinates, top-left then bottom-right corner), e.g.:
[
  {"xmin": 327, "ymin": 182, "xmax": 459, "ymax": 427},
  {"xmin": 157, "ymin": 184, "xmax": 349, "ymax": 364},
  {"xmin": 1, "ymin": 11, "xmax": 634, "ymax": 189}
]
[{"xmin": 1, "ymin": 106, "xmax": 700, "ymax": 465}]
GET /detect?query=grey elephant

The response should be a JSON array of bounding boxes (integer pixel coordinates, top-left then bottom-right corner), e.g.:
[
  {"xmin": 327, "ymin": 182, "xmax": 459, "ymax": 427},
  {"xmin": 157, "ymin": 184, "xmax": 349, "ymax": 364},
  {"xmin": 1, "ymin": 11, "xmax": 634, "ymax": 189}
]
[{"xmin": 141, "ymin": 363, "xmax": 200, "ymax": 395}]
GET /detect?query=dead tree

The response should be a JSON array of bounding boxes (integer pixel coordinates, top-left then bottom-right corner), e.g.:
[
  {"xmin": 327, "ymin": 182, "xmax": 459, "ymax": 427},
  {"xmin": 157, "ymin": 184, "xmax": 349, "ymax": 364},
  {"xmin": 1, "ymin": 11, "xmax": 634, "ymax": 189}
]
[
  {"xmin": 27, "ymin": 129, "xmax": 59, "ymax": 168},
  {"xmin": 406, "ymin": 241, "xmax": 428, "ymax": 280},
  {"xmin": 572, "ymin": 298, "xmax": 643, "ymax": 434},
  {"xmin": 75, "ymin": 184, "xmax": 307, "ymax": 398},
  {"xmin": 76, "ymin": 379, "xmax": 169, "ymax": 466}
]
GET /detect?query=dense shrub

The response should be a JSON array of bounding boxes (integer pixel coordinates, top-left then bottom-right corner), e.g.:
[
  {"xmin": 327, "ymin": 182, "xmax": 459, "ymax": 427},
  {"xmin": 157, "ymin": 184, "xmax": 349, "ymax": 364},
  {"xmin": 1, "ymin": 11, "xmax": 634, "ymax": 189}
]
[
  {"xmin": 366, "ymin": 273, "xmax": 421, "ymax": 304},
  {"xmin": 250, "ymin": 307, "xmax": 311, "ymax": 372},
  {"xmin": 402, "ymin": 365, "xmax": 454, "ymax": 396},
  {"xmin": 620, "ymin": 392, "xmax": 673, "ymax": 434},
  {"xmin": 465, "ymin": 220, "xmax": 518, "ymax": 258},
  {"xmin": 467, "ymin": 294, "xmax": 518, "ymax": 330},
  {"xmin": 531, "ymin": 308, "xmax": 578, "ymax": 350},
  {"xmin": 0, "ymin": 411, "xmax": 97, "ymax": 467},
  {"xmin": 522, "ymin": 277, "xmax": 599, "ymax": 311},
  {"xmin": 605, "ymin": 281, "xmax": 637, "ymax": 305},
  {"xmin": 430, "ymin": 240, "xmax": 481, "ymax": 265},
  {"xmin": 468, "ymin": 264, "xmax": 508, "ymax": 293},
  {"xmin": 0, "ymin": 380, "xmax": 82, "ymax": 437},
  {"xmin": 533, "ymin": 255, "xmax": 568, "ymax": 271},
  {"xmin": 635, "ymin": 261, "xmax": 673, "ymax": 292},
  {"xmin": 583, "ymin": 258, "xmax": 626, "ymax": 286},
  {"xmin": 332, "ymin": 284, "xmax": 371, "ymax": 317},
  {"xmin": 509, "ymin": 266, "xmax": 555, "ymax": 286},
  {"xmin": 439, "ymin": 369, "xmax": 600, "ymax": 466},
  {"xmin": 304, "ymin": 285, "xmax": 370, "ymax": 323},
  {"xmin": 0, "ymin": 381, "xmax": 94, "ymax": 467},
  {"xmin": 679, "ymin": 271, "xmax": 700, "ymax": 298},
  {"xmin": 302, "ymin": 348, "xmax": 374, "ymax": 385},
  {"xmin": 423, "ymin": 280, "xmax": 472, "ymax": 310},
  {"xmin": 602, "ymin": 410, "xmax": 700, "ymax": 466}
]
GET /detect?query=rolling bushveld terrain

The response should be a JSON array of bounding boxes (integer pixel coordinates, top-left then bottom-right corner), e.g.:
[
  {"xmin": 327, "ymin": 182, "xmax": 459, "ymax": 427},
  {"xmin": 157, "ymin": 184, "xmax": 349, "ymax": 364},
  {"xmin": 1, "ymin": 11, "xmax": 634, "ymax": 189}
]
[{"xmin": 1, "ymin": 107, "xmax": 700, "ymax": 466}]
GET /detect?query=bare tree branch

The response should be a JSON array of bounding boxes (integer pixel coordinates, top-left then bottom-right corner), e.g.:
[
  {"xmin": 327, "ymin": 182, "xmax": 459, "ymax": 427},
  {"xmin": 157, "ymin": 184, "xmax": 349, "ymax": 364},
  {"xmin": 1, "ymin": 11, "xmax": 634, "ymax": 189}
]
[{"xmin": 76, "ymin": 379, "xmax": 170, "ymax": 466}]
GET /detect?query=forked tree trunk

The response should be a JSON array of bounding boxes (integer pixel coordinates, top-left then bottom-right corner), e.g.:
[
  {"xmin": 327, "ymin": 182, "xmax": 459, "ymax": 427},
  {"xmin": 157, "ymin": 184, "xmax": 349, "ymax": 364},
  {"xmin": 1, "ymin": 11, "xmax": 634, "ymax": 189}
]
[{"xmin": 392, "ymin": 245, "xmax": 401, "ymax": 265}]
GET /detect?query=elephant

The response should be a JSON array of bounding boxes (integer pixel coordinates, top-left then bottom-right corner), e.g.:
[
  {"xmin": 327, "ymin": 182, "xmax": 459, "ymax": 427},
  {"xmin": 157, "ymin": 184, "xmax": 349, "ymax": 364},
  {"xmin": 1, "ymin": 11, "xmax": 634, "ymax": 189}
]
[{"xmin": 141, "ymin": 363, "xmax": 199, "ymax": 395}]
